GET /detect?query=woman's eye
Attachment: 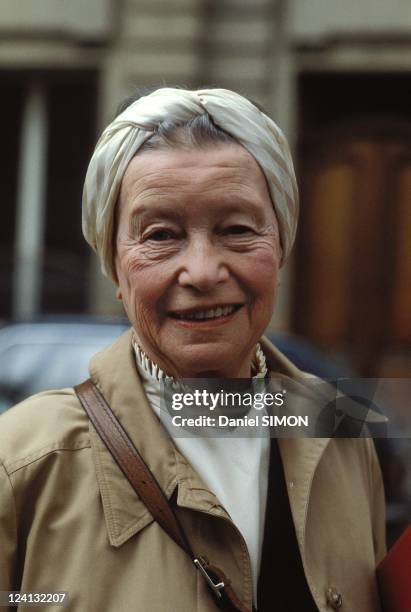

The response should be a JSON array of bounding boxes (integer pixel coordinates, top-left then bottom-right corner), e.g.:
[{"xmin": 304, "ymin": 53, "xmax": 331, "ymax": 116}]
[
  {"xmin": 223, "ymin": 225, "xmax": 253, "ymax": 235},
  {"xmin": 146, "ymin": 229, "xmax": 175, "ymax": 242}
]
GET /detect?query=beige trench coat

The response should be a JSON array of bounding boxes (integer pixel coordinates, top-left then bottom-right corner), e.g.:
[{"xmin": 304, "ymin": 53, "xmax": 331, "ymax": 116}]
[{"xmin": 0, "ymin": 330, "xmax": 386, "ymax": 611}]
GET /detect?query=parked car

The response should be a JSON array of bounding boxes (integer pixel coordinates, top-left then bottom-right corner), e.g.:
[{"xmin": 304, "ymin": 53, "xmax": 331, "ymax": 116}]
[{"xmin": 0, "ymin": 317, "xmax": 129, "ymax": 413}]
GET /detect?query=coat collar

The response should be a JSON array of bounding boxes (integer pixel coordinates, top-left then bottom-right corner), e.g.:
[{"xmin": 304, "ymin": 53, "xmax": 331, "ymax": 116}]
[{"xmin": 88, "ymin": 329, "xmax": 331, "ymax": 548}]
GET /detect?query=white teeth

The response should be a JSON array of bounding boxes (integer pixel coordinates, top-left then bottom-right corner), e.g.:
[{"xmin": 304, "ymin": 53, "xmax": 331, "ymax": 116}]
[
  {"xmin": 222, "ymin": 305, "xmax": 233, "ymax": 316},
  {"xmin": 176, "ymin": 305, "xmax": 237, "ymax": 320}
]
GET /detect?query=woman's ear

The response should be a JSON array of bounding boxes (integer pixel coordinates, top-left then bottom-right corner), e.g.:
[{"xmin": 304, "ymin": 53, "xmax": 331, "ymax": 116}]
[{"xmin": 116, "ymin": 287, "xmax": 123, "ymax": 300}]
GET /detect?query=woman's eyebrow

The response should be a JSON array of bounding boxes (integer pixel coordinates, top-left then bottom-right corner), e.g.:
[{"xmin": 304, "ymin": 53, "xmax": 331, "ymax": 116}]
[
  {"xmin": 130, "ymin": 201, "xmax": 181, "ymax": 218},
  {"xmin": 129, "ymin": 204, "xmax": 182, "ymax": 233},
  {"xmin": 216, "ymin": 198, "xmax": 268, "ymax": 223}
]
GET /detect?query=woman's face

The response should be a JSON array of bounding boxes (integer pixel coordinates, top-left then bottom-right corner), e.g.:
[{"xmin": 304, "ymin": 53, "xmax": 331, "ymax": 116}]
[{"xmin": 115, "ymin": 143, "xmax": 281, "ymax": 378}]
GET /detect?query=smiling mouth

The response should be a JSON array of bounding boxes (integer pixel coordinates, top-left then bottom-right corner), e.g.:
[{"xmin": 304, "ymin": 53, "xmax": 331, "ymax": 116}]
[{"xmin": 169, "ymin": 304, "xmax": 242, "ymax": 321}]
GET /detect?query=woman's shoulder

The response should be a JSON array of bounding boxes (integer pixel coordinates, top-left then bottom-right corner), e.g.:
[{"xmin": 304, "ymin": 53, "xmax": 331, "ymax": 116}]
[{"xmin": 0, "ymin": 387, "xmax": 90, "ymax": 474}]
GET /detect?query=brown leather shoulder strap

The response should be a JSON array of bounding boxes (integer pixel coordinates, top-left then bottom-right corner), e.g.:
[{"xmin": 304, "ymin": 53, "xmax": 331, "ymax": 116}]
[{"xmin": 74, "ymin": 379, "xmax": 248, "ymax": 612}]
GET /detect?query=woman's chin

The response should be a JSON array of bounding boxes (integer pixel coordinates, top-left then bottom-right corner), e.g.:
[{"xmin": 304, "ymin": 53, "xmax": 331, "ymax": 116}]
[{"xmin": 169, "ymin": 346, "xmax": 252, "ymax": 379}]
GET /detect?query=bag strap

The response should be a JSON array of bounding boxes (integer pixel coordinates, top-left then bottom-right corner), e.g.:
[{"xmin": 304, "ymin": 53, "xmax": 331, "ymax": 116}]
[{"xmin": 74, "ymin": 379, "xmax": 248, "ymax": 612}]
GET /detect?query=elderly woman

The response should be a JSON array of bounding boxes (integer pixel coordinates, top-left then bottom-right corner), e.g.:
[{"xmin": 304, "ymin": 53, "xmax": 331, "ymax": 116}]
[{"xmin": 0, "ymin": 87, "xmax": 385, "ymax": 612}]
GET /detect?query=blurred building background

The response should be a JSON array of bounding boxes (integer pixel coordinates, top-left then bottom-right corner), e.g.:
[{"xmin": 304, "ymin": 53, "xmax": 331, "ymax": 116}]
[{"xmin": 1, "ymin": 0, "xmax": 410, "ymax": 377}]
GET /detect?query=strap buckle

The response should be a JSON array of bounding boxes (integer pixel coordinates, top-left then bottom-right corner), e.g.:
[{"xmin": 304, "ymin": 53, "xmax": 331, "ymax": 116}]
[{"xmin": 193, "ymin": 557, "xmax": 225, "ymax": 599}]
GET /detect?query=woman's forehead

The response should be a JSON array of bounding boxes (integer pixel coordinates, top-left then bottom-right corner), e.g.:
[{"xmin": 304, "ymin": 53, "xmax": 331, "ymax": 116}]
[{"xmin": 118, "ymin": 144, "xmax": 271, "ymax": 212}]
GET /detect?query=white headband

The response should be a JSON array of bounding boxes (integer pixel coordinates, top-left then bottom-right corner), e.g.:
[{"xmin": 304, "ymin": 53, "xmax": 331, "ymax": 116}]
[{"xmin": 82, "ymin": 87, "xmax": 299, "ymax": 280}]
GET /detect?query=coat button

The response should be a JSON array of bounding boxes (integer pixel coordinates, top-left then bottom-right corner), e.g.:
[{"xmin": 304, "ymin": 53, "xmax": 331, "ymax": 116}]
[{"xmin": 326, "ymin": 587, "xmax": 343, "ymax": 609}]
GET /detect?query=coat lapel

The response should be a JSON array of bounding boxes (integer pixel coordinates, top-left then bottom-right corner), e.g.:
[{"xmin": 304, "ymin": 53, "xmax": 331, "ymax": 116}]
[
  {"xmin": 260, "ymin": 336, "xmax": 332, "ymax": 553},
  {"xmin": 87, "ymin": 329, "xmax": 229, "ymax": 547}
]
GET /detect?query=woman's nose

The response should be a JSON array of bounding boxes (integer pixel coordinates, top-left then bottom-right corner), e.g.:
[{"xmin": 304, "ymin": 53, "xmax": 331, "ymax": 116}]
[{"xmin": 177, "ymin": 237, "xmax": 229, "ymax": 292}]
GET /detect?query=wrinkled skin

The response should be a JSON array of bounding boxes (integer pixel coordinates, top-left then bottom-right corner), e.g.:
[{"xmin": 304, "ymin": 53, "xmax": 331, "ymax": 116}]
[{"xmin": 115, "ymin": 144, "xmax": 281, "ymax": 378}]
